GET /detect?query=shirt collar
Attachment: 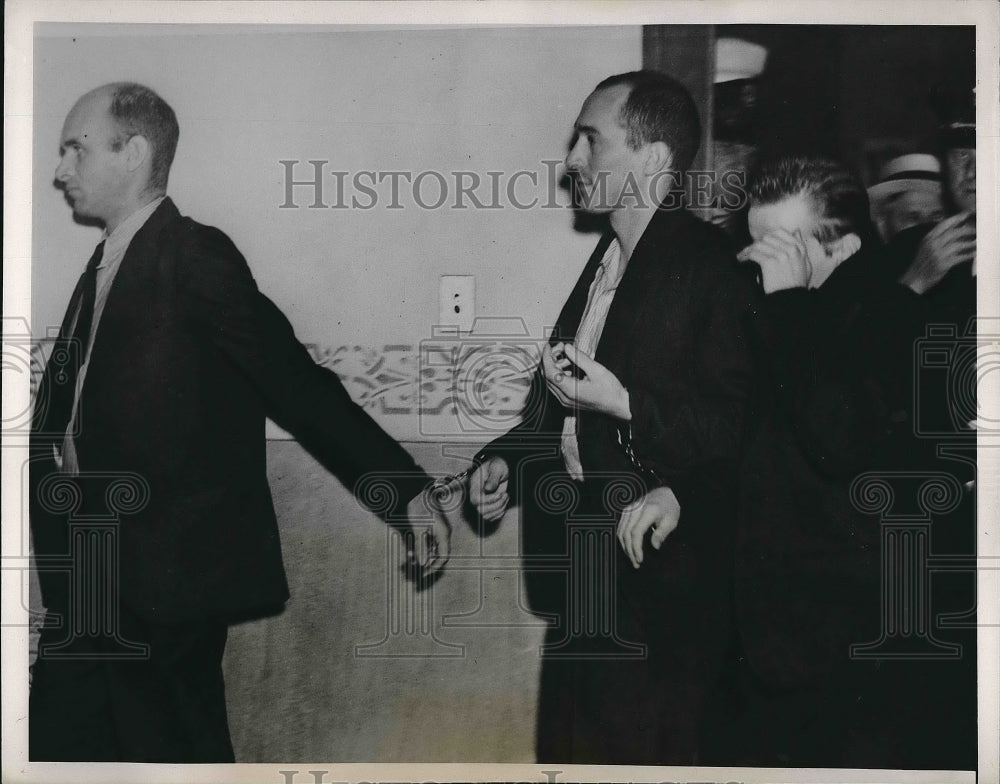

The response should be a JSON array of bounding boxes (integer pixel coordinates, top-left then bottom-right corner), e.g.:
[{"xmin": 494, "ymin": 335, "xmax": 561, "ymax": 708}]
[{"xmin": 98, "ymin": 196, "xmax": 166, "ymax": 268}]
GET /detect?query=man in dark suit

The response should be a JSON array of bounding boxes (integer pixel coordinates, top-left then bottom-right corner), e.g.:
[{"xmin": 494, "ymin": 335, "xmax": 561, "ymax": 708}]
[
  {"xmin": 683, "ymin": 154, "xmax": 972, "ymax": 770},
  {"xmin": 29, "ymin": 82, "xmax": 449, "ymax": 762},
  {"xmin": 465, "ymin": 71, "xmax": 758, "ymax": 764}
]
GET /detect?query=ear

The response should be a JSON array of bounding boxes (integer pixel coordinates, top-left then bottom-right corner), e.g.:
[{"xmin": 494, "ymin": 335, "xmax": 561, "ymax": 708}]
[
  {"xmin": 826, "ymin": 232, "xmax": 861, "ymax": 264},
  {"xmin": 123, "ymin": 134, "xmax": 151, "ymax": 174},
  {"xmin": 643, "ymin": 141, "xmax": 674, "ymax": 176}
]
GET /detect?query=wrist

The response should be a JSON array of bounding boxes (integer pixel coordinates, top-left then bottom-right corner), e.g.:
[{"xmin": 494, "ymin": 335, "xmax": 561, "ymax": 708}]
[
  {"xmin": 619, "ymin": 388, "xmax": 631, "ymax": 421},
  {"xmin": 899, "ymin": 269, "xmax": 928, "ymax": 295}
]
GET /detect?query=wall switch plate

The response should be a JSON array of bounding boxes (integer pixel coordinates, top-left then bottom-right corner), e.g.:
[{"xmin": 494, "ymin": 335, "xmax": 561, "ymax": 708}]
[{"xmin": 439, "ymin": 275, "xmax": 475, "ymax": 333}]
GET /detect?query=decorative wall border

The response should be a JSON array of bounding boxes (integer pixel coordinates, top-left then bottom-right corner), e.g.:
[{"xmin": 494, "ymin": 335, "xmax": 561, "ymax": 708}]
[{"xmin": 29, "ymin": 338, "xmax": 537, "ymax": 436}]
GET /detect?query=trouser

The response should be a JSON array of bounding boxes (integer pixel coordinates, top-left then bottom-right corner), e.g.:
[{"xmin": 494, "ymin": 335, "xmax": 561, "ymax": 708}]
[
  {"xmin": 534, "ymin": 581, "xmax": 723, "ymax": 766},
  {"xmin": 29, "ymin": 606, "xmax": 233, "ymax": 763},
  {"xmin": 535, "ymin": 646, "xmax": 707, "ymax": 765},
  {"xmin": 529, "ymin": 507, "xmax": 734, "ymax": 766}
]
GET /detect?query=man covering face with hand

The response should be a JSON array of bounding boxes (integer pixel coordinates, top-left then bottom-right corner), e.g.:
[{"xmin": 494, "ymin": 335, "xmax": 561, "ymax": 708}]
[
  {"xmin": 737, "ymin": 162, "xmax": 865, "ymax": 293},
  {"xmin": 627, "ymin": 155, "xmax": 974, "ymax": 769}
]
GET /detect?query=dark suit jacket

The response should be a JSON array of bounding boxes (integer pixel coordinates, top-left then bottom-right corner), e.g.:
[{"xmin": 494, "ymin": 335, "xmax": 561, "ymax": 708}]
[
  {"xmin": 475, "ymin": 203, "xmax": 758, "ymax": 764},
  {"xmin": 735, "ymin": 246, "xmax": 930, "ymax": 687},
  {"xmin": 482, "ymin": 202, "xmax": 757, "ymax": 590},
  {"xmin": 31, "ymin": 198, "xmax": 430, "ymax": 624},
  {"xmin": 731, "ymin": 236, "xmax": 977, "ymax": 770}
]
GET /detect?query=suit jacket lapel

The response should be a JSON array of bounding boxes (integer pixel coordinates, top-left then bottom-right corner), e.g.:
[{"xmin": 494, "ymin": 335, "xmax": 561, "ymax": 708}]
[
  {"xmin": 595, "ymin": 205, "xmax": 686, "ymax": 378},
  {"xmin": 85, "ymin": 198, "xmax": 181, "ymax": 378},
  {"xmin": 552, "ymin": 231, "xmax": 614, "ymax": 344}
]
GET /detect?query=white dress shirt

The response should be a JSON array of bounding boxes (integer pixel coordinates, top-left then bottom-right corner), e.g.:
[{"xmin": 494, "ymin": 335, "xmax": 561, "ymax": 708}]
[{"xmin": 560, "ymin": 238, "xmax": 627, "ymax": 481}]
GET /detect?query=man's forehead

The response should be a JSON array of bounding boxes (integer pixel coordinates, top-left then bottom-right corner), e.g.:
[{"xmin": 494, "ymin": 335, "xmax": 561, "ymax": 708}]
[
  {"xmin": 61, "ymin": 92, "xmax": 113, "ymax": 140},
  {"xmin": 576, "ymin": 84, "xmax": 630, "ymax": 127}
]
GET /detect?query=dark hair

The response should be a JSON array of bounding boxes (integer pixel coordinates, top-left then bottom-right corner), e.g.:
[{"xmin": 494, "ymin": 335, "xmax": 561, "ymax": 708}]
[
  {"xmin": 748, "ymin": 155, "xmax": 878, "ymax": 246},
  {"xmin": 595, "ymin": 70, "xmax": 701, "ymax": 172},
  {"xmin": 105, "ymin": 82, "xmax": 179, "ymax": 193}
]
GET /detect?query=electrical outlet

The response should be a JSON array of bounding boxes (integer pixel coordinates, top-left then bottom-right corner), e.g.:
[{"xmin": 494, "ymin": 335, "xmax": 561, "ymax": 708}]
[{"xmin": 439, "ymin": 275, "xmax": 475, "ymax": 332}]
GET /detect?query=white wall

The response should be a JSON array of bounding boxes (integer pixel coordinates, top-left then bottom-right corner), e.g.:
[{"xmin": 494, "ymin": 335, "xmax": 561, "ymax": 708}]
[{"xmin": 31, "ymin": 25, "xmax": 642, "ymax": 441}]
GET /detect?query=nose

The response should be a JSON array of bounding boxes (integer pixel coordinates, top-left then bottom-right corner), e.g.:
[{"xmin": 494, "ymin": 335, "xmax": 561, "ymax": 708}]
[
  {"xmin": 55, "ymin": 153, "xmax": 72, "ymax": 182},
  {"xmin": 565, "ymin": 137, "xmax": 584, "ymax": 172}
]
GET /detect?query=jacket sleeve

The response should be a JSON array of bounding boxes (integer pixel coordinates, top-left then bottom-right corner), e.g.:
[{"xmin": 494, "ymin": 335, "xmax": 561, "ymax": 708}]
[
  {"xmin": 616, "ymin": 258, "xmax": 761, "ymax": 492},
  {"xmin": 176, "ymin": 223, "xmax": 431, "ymax": 522}
]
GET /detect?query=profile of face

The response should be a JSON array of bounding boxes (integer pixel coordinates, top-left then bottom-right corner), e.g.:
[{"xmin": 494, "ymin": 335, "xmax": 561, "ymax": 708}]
[
  {"xmin": 883, "ymin": 188, "xmax": 946, "ymax": 239},
  {"xmin": 565, "ymin": 84, "xmax": 651, "ymax": 214},
  {"xmin": 747, "ymin": 191, "xmax": 856, "ymax": 288},
  {"xmin": 54, "ymin": 90, "xmax": 132, "ymax": 227},
  {"xmin": 944, "ymin": 147, "xmax": 976, "ymax": 213}
]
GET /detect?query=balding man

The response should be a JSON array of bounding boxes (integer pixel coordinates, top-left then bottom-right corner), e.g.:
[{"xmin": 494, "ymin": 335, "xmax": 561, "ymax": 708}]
[{"xmin": 29, "ymin": 83, "xmax": 449, "ymax": 762}]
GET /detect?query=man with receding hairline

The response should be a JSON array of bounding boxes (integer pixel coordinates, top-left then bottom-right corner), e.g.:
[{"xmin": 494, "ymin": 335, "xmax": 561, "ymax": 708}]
[
  {"xmin": 465, "ymin": 70, "xmax": 758, "ymax": 764},
  {"xmin": 29, "ymin": 82, "xmax": 450, "ymax": 762}
]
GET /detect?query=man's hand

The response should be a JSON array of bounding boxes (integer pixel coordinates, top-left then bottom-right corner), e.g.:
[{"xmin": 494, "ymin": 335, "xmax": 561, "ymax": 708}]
[
  {"xmin": 404, "ymin": 487, "xmax": 452, "ymax": 579},
  {"xmin": 467, "ymin": 456, "xmax": 510, "ymax": 524},
  {"xmin": 899, "ymin": 212, "xmax": 976, "ymax": 294},
  {"xmin": 617, "ymin": 486, "xmax": 681, "ymax": 569},
  {"xmin": 541, "ymin": 342, "xmax": 631, "ymax": 420},
  {"xmin": 737, "ymin": 228, "xmax": 812, "ymax": 293}
]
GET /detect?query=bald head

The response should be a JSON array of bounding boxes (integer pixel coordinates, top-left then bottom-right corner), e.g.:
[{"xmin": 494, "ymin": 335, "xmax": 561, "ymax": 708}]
[
  {"xmin": 71, "ymin": 83, "xmax": 178, "ymax": 190},
  {"xmin": 55, "ymin": 83, "xmax": 179, "ymax": 231}
]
